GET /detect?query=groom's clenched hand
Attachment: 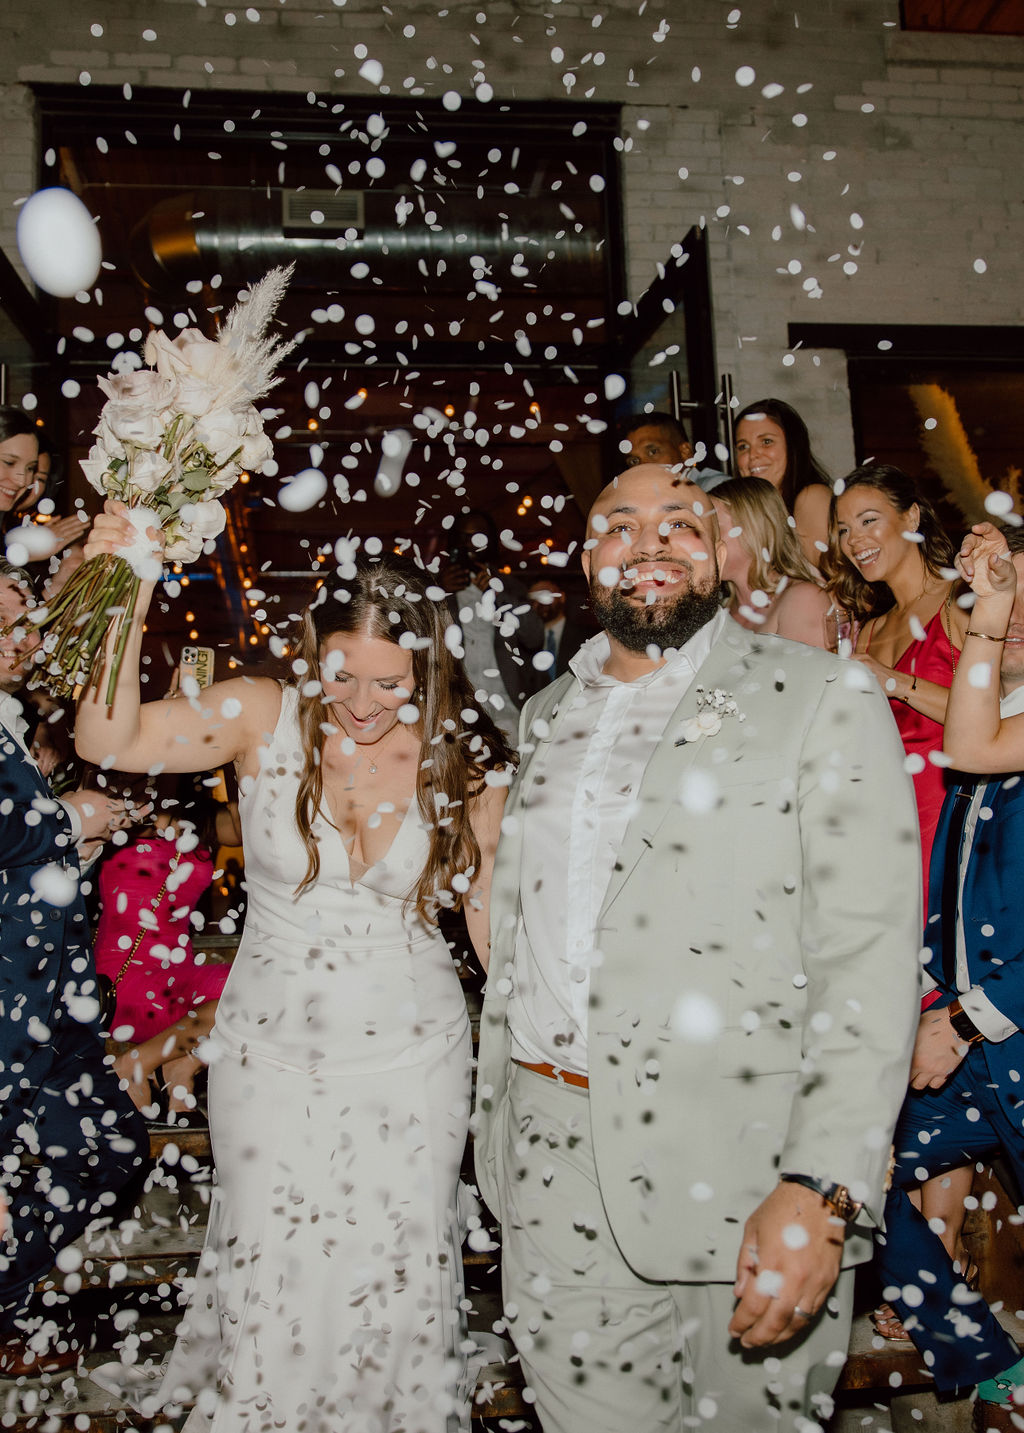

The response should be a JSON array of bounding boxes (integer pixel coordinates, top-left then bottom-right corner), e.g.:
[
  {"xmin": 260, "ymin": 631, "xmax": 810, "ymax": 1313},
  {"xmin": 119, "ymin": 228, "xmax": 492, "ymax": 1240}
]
[{"xmin": 728, "ymin": 1182, "xmax": 845, "ymax": 1347}]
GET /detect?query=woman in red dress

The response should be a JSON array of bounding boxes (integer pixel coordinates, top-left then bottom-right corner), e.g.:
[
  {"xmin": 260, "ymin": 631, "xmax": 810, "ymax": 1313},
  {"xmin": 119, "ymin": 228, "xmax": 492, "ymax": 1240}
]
[
  {"xmin": 828, "ymin": 464, "xmax": 968, "ymax": 911},
  {"xmin": 827, "ymin": 463, "xmax": 972, "ymax": 1339}
]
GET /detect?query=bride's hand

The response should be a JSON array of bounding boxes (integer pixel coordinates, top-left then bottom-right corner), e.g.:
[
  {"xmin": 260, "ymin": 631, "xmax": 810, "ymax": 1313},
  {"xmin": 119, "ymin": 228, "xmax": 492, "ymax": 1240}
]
[
  {"xmin": 83, "ymin": 499, "xmax": 163, "ymax": 563},
  {"xmin": 956, "ymin": 522, "xmax": 1014, "ymax": 599}
]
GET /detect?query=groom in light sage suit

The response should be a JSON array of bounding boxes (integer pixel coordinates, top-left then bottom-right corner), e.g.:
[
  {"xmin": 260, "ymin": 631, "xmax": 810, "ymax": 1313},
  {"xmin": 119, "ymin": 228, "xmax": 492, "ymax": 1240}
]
[{"xmin": 474, "ymin": 465, "xmax": 922, "ymax": 1432}]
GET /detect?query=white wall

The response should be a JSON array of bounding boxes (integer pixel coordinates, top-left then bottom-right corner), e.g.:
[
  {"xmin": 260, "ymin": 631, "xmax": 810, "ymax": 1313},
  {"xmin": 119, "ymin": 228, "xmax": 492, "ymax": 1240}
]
[{"xmin": 3, "ymin": 0, "xmax": 1023, "ymax": 479}]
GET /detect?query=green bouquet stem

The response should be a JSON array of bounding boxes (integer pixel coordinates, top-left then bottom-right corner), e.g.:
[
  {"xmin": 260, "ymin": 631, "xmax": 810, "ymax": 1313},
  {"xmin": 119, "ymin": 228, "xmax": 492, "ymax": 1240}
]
[{"xmin": 25, "ymin": 552, "xmax": 141, "ymax": 705}]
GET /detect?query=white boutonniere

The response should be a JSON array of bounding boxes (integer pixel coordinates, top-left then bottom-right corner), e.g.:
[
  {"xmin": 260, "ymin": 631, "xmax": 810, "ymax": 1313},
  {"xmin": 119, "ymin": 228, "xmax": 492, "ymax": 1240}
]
[{"xmin": 676, "ymin": 687, "xmax": 744, "ymax": 745}]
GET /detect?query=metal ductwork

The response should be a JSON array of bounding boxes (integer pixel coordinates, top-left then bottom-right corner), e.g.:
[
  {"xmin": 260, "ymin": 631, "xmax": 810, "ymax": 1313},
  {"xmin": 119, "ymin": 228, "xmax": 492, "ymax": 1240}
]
[{"xmin": 129, "ymin": 189, "xmax": 605, "ymax": 297}]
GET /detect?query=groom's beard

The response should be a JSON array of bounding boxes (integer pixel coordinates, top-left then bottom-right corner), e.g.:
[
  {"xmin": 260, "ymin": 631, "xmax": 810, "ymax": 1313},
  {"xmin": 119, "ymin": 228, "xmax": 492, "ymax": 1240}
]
[{"xmin": 589, "ymin": 564, "xmax": 723, "ymax": 655}]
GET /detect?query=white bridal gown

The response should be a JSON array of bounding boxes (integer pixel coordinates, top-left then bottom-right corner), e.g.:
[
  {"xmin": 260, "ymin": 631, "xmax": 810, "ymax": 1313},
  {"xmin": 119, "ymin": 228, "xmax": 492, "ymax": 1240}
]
[{"xmin": 97, "ymin": 687, "xmax": 473, "ymax": 1432}]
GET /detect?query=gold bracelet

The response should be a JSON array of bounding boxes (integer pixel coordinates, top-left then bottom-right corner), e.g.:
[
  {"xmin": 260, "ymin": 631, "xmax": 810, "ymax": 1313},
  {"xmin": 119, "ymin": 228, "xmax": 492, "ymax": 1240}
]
[
  {"xmin": 965, "ymin": 630, "xmax": 1006, "ymax": 642},
  {"xmin": 900, "ymin": 672, "xmax": 917, "ymax": 704}
]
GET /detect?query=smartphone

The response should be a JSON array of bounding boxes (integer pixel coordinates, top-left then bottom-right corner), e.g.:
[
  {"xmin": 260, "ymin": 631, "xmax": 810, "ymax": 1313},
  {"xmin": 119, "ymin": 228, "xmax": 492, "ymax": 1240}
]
[{"xmin": 179, "ymin": 645, "xmax": 215, "ymax": 692}]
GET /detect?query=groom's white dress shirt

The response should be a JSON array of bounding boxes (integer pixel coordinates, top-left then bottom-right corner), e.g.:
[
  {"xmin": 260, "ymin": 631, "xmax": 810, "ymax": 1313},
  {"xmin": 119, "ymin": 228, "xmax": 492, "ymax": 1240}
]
[{"xmin": 507, "ymin": 610, "xmax": 725, "ymax": 1076}]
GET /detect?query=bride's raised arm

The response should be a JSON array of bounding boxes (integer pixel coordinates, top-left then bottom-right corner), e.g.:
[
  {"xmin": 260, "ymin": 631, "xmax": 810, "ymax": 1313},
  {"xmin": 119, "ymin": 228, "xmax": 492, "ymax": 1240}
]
[
  {"xmin": 75, "ymin": 502, "xmax": 278, "ymax": 776},
  {"xmin": 944, "ymin": 521, "xmax": 1024, "ymax": 773}
]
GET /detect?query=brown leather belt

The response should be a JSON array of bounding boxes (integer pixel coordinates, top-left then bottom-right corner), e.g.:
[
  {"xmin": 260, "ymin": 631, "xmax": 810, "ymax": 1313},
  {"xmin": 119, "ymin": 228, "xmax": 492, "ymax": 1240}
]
[{"xmin": 513, "ymin": 1059, "xmax": 589, "ymax": 1090}]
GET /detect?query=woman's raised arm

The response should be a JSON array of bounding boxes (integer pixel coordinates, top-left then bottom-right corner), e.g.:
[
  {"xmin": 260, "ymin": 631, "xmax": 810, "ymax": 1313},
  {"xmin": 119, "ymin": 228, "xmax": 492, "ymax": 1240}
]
[
  {"xmin": 75, "ymin": 504, "xmax": 278, "ymax": 775},
  {"xmin": 944, "ymin": 522, "xmax": 1024, "ymax": 773}
]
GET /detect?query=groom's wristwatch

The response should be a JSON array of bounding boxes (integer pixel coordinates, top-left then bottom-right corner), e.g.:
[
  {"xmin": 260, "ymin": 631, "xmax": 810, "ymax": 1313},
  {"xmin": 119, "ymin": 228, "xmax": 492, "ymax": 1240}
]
[
  {"xmin": 780, "ymin": 1173, "xmax": 863, "ymax": 1223},
  {"xmin": 947, "ymin": 998, "xmax": 985, "ymax": 1045}
]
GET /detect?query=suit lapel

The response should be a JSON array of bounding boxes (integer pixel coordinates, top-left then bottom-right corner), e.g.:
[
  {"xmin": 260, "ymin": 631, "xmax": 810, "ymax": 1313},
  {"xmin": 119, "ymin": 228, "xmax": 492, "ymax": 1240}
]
[{"xmin": 599, "ymin": 623, "xmax": 759, "ymax": 916}]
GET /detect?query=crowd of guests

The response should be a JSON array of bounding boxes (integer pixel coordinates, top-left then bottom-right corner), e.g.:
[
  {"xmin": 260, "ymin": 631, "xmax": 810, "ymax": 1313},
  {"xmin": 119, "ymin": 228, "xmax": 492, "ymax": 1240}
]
[{"xmin": 2, "ymin": 391, "xmax": 1024, "ymax": 1431}]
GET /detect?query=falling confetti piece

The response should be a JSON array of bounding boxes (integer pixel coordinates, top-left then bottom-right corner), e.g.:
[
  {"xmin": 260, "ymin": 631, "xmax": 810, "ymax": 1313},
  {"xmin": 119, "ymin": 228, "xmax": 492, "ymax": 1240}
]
[
  {"xmin": 17, "ymin": 188, "xmax": 102, "ymax": 297},
  {"xmin": 278, "ymin": 469, "xmax": 328, "ymax": 512}
]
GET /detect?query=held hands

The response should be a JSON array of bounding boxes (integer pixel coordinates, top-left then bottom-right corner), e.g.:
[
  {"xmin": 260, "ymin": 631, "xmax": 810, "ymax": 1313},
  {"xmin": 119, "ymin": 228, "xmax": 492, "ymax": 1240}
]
[
  {"xmin": 64, "ymin": 788, "xmax": 152, "ymax": 844},
  {"xmin": 956, "ymin": 522, "xmax": 1015, "ymax": 601},
  {"xmin": 729, "ymin": 1181, "xmax": 845, "ymax": 1348},
  {"xmin": 909, "ymin": 1006, "xmax": 970, "ymax": 1091}
]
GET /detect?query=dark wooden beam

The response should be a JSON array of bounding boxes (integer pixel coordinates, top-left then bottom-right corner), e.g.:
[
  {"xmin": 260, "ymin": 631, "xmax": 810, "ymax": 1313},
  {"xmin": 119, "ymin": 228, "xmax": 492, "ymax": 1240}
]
[
  {"xmin": 0, "ymin": 246, "xmax": 46, "ymax": 358},
  {"xmin": 789, "ymin": 322, "xmax": 1024, "ymax": 362}
]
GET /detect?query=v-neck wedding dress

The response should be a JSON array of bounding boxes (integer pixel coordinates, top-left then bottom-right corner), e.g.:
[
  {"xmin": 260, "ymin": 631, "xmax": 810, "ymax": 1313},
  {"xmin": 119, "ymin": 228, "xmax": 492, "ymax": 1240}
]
[{"xmin": 96, "ymin": 685, "xmax": 473, "ymax": 1432}]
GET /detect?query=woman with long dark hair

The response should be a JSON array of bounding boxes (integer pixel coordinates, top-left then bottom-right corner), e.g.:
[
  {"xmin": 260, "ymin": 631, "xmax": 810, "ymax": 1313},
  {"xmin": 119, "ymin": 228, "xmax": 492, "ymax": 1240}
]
[
  {"xmin": 0, "ymin": 407, "xmax": 40, "ymax": 523},
  {"xmin": 827, "ymin": 465, "xmax": 973, "ymax": 1341},
  {"xmin": 827, "ymin": 463, "xmax": 967, "ymax": 904},
  {"xmin": 80, "ymin": 504, "xmax": 513, "ymax": 1431},
  {"xmin": 733, "ymin": 397, "xmax": 832, "ymax": 566}
]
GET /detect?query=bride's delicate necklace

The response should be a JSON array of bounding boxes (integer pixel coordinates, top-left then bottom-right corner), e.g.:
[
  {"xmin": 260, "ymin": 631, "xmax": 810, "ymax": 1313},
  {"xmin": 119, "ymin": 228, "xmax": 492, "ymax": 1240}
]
[{"xmin": 363, "ymin": 718, "xmax": 403, "ymax": 775}]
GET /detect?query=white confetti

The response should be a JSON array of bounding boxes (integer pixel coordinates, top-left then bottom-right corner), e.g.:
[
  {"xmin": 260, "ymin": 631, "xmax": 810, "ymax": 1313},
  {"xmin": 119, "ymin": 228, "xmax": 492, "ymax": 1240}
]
[
  {"xmin": 671, "ymin": 992, "xmax": 723, "ymax": 1042},
  {"xmin": 968, "ymin": 661, "xmax": 994, "ymax": 689},
  {"xmin": 359, "ymin": 58, "xmax": 384, "ymax": 85},
  {"xmin": 735, "ymin": 65, "xmax": 756, "ymax": 87},
  {"xmin": 220, "ymin": 697, "xmax": 243, "ymax": 719},
  {"xmin": 679, "ymin": 768, "xmax": 719, "ymax": 814},
  {"xmin": 782, "ymin": 1222, "xmax": 810, "ymax": 1250},
  {"xmin": 278, "ymin": 469, "xmax": 327, "ymax": 512},
  {"xmin": 984, "ymin": 490, "xmax": 1014, "ymax": 517},
  {"xmin": 974, "ymin": 258, "xmax": 987, "ymax": 274},
  {"xmin": 603, "ymin": 373, "xmax": 626, "ymax": 401},
  {"xmin": 30, "ymin": 863, "xmax": 78, "ymax": 907},
  {"xmin": 16, "ymin": 188, "xmax": 102, "ymax": 297}
]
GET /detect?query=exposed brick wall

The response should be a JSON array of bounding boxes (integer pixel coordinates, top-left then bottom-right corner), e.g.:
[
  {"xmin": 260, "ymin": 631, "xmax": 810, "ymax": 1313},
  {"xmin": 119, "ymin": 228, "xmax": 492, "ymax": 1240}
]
[{"xmin": 2, "ymin": 0, "xmax": 1022, "ymax": 478}]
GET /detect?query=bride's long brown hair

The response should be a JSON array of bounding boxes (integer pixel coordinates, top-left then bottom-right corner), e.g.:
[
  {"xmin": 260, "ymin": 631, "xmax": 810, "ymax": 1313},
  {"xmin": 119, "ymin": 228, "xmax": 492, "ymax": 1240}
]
[{"xmin": 292, "ymin": 552, "xmax": 515, "ymax": 921}]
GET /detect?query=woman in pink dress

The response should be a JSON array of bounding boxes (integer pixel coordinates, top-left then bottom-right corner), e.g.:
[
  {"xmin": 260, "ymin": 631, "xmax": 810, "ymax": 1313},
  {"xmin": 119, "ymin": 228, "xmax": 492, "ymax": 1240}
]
[
  {"xmin": 93, "ymin": 785, "xmax": 241, "ymax": 1119},
  {"xmin": 827, "ymin": 463, "xmax": 972, "ymax": 1338}
]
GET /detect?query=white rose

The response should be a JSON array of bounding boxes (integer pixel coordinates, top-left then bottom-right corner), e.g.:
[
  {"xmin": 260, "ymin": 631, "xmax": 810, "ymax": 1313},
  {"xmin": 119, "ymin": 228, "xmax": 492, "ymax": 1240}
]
[
  {"xmin": 207, "ymin": 461, "xmax": 241, "ymax": 496},
  {"xmin": 163, "ymin": 528, "xmax": 203, "ymax": 563},
  {"xmin": 175, "ymin": 374, "xmax": 223, "ymax": 419},
  {"xmin": 80, "ymin": 443, "xmax": 115, "ymax": 494},
  {"xmin": 144, "ymin": 328, "xmax": 219, "ymax": 381},
  {"xmin": 178, "ymin": 499, "xmax": 226, "ymax": 541},
  {"xmin": 239, "ymin": 426, "xmax": 273, "ymax": 471},
  {"xmin": 143, "ymin": 329, "xmax": 191, "ymax": 379},
  {"xmin": 174, "ymin": 332, "xmax": 223, "ymax": 380},
  {"xmin": 193, "ymin": 407, "xmax": 245, "ymax": 466},
  {"xmin": 126, "ymin": 448, "xmax": 172, "ymax": 495},
  {"xmin": 98, "ymin": 405, "xmax": 165, "ymax": 451},
  {"xmin": 98, "ymin": 368, "xmax": 175, "ymax": 410}
]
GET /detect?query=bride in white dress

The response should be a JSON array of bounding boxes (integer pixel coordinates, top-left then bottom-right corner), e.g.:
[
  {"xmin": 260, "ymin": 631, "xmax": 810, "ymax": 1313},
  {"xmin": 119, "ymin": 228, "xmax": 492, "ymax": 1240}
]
[{"xmin": 79, "ymin": 517, "xmax": 513, "ymax": 1432}]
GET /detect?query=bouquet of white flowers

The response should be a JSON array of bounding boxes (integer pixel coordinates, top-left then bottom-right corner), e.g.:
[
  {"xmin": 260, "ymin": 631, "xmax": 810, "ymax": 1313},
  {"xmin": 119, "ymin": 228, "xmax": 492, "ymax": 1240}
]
[{"xmin": 22, "ymin": 265, "xmax": 296, "ymax": 703}]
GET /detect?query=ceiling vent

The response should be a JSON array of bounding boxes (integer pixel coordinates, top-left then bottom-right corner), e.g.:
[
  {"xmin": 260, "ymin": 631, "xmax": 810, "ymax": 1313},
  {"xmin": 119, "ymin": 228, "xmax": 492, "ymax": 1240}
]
[{"xmin": 282, "ymin": 189, "xmax": 365, "ymax": 233}]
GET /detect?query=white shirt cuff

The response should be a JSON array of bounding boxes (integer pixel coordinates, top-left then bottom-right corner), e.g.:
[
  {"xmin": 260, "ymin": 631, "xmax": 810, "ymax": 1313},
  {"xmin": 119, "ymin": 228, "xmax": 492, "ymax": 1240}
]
[
  {"xmin": 59, "ymin": 798, "xmax": 83, "ymax": 843},
  {"xmin": 960, "ymin": 987, "xmax": 1018, "ymax": 1043}
]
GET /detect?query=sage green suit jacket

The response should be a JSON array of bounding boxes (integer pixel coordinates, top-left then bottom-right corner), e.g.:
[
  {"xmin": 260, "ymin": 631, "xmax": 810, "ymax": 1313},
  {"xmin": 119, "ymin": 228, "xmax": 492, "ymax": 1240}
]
[{"xmin": 474, "ymin": 619, "xmax": 921, "ymax": 1282}]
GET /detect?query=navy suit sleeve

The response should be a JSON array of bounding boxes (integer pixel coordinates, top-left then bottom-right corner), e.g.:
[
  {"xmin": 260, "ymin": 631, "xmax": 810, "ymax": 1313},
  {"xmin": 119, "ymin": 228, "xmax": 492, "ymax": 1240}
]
[{"xmin": 0, "ymin": 742, "xmax": 78, "ymax": 870}]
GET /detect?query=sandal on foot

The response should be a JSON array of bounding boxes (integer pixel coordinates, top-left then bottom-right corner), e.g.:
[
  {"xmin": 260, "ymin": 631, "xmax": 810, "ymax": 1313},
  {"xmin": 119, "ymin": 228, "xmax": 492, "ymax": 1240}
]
[{"xmin": 870, "ymin": 1303, "xmax": 913, "ymax": 1343}]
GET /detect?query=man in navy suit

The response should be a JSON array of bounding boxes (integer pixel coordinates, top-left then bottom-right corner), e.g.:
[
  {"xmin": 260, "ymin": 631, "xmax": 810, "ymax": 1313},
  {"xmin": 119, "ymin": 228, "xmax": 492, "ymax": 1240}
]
[
  {"xmin": 875, "ymin": 525, "xmax": 1024, "ymax": 1408},
  {"xmin": 0, "ymin": 564, "xmax": 147, "ymax": 1374}
]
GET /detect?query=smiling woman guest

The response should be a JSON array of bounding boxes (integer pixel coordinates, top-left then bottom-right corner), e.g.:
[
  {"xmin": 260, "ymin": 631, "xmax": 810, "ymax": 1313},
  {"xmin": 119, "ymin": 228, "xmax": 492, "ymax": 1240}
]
[
  {"xmin": 733, "ymin": 398, "xmax": 832, "ymax": 567},
  {"xmin": 826, "ymin": 464, "xmax": 967, "ymax": 908},
  {"xmin": 825, "ymin": 464, "xmax": 973, "ymax": 1347},
  {"xmin": 0, "ymin": 408, "xmax": 39, "ymax": 526},
  {"xmin": 712, "ymin": 476, "xmax": 833, "ymax": 649},
  {"xmin": 79, "ymin": 501, "xmax": 513, "ymax": 1432}
]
